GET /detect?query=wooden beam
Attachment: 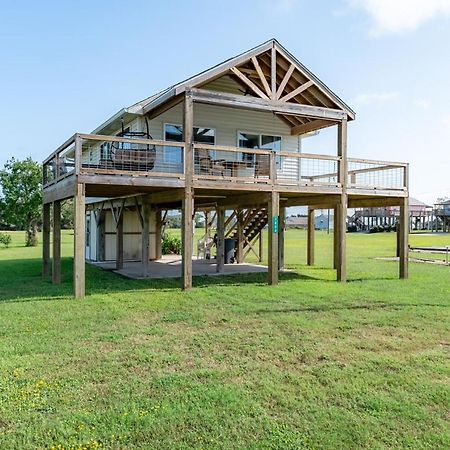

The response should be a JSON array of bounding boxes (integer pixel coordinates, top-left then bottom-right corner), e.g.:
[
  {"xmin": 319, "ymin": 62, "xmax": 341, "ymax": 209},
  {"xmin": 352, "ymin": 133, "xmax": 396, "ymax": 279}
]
[
  {"xmin": 52, "ymin": 201, "xmax": 61, "ymax": 283},
  {"xmin": 268, "ymin": 191, "xmax": 279, "ymax": 285},
  {"xmin": 217, "ymin": 192, "xmax": 271, "ymax": 209},
  {"xmin": 149, "ymin": 188, "xmax": 184, "ymax": 205},
  {"xmin": 190, "ymin": 88, "xmax": 347, "ymax": 121},
  {"xmin": 307, "ymin": 207, "xmax": 315, "ymax": 266},
  {"xmin": 43, "ymin": 176, "xmax": 76, "ymax": 204},
  {"xmin": 251, "ymin": 56, "xmax": 272, "ymax": 98},
  {"xmin": 276, "ymin": 64, "xmax": 295, "ymax": 100},
  {"xmin": 216, "ymin": 206, "xmax": 225, "ymax": 273},
  {"xmin": 399, "ymin": 197, "xmax": 409, "ymax": 279},
  {"xmin": 42, "ymin": 203, "xmax": 50, "ymax": 277},
  {"xmin": 271, "ymin": 46, "xmax": 277, "ymax": 100},
  {"xmin": 348, "ymin": 197, "xmax": 405, "ymax": 208},
  {"xmin": 73, "ymin": 183, "xmax": 85, "ymax": 299},
  {"xmin": 291, "ymin": 119, "xmax": 336, "ymax": 136},
  {"xmin": 280, "ymin": 80, "xmax": 314, "ymax": 102},
  {"xmin": 285, "ymin": 194, "xmax": 341, "ymax": 208},
  {"xmin": 230, "ymin": 67, "xmax": 270, "ymax": 100}
]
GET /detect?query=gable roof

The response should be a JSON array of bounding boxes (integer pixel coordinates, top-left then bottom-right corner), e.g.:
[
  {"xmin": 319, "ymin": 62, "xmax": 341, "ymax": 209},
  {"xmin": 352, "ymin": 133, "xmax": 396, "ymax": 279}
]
[{"xmin": 93, "ymin": 39, "xmax": 355, "ymax": 135}]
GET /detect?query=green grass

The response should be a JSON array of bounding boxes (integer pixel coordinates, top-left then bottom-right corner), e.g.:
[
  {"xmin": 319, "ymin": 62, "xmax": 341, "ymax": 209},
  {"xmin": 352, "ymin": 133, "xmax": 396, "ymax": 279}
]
[{"xmin": 0, "ymin": 229, "xmax": 449, "ymax": 450}]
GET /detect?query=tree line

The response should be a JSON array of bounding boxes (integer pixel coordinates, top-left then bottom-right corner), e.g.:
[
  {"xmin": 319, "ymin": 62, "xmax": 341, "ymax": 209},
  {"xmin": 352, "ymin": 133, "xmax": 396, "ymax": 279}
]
[{"xmin": 0, "ymin": 158, "xmax": 73, "ymax": 246}]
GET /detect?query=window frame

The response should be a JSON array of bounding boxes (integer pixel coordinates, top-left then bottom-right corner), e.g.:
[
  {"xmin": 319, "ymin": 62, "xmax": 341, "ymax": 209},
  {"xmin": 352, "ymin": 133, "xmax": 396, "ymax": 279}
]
[
  {"xmin": 163, "ymin": 123, "xmax": 217, "ymax": 164},
  {"xmin": 237, "ymin": 131, "xmax": 282, "ymax": 163}
]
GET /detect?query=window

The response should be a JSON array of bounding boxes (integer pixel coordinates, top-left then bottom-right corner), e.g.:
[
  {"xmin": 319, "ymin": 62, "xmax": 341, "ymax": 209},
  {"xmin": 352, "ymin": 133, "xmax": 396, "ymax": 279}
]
[
  {"xmin": 164, "ymin": 124, "xmax": 216, "ymax": 144},
  {"xmin": 164, "ymin": 124, "xmax": 216, "ymax": 164},
  {"xmin": 238, "ymin": 132, "xmax": 282, "ymax": 163}
]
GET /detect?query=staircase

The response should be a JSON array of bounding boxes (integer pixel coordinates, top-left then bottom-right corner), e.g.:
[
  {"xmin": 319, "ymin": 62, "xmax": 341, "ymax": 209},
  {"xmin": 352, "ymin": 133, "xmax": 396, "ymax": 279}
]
[{"xmin": 226, "ymin": 208, "xmax": 268, "ymax": 259}]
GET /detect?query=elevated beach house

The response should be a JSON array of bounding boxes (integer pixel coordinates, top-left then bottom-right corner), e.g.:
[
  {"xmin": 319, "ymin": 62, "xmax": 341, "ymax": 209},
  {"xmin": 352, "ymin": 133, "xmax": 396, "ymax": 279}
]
[{"xmin": 42, "ymin": 39, "xmax": 409, "ymax": 298}]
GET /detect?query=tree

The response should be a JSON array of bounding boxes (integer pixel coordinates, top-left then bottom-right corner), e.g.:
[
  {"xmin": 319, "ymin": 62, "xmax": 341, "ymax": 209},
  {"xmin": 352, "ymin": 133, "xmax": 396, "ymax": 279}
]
[{"xmin": 0, "ymin": 157, "xmax": 42, "ymax": 246}]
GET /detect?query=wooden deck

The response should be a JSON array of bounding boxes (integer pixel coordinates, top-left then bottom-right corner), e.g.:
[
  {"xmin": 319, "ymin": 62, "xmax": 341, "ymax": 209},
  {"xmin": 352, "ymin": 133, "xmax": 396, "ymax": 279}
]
[{"xmin": 42, "ymin": 132, "xmax": 408, "ymax": 205}]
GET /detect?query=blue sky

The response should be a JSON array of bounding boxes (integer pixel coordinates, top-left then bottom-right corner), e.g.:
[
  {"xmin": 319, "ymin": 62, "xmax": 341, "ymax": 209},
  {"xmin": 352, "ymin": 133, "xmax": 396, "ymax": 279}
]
[{"xmin": 0, "ymin": 0, "xmax": 449, "ymax": 203}]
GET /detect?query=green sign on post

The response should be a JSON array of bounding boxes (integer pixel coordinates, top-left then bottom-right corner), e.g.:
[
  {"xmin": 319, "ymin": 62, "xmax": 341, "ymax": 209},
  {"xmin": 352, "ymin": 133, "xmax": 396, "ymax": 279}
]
[{"xmin": 272, "ymin": 216, "xmax": 279, "ymax": 234}]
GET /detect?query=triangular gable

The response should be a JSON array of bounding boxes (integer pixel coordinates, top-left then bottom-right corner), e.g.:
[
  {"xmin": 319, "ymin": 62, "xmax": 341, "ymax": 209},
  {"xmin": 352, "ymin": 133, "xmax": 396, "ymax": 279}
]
[{"xmin": 96, "ymin": 39, "xmax": 354, "ymax": 135}]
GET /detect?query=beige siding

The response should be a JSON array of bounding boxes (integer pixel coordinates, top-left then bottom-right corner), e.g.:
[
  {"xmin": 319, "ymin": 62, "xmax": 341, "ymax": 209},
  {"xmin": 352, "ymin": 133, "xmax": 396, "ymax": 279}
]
[
  {"xmin": 104, "ymin": 209, "xmax": 158, "ymax": 262},
  {"xmin": 145, "ymin": 102, "xmax": 301, "ymax": 152}
]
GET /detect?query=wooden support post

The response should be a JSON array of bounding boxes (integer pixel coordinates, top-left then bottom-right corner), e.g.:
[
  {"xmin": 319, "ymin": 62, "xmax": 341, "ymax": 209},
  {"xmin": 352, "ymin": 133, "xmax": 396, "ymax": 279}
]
[
  {"xmin": 336, "ymin": 119, "xmax": 348, "ymax": 282},
  {"xmin": 42, "ymin": 203, "xmax": 50, "ymax": 277},
  {"xmin": 216, "ymin": 207, "xmax": 225, "ymax": 273},
  {"xmin": 236, "ymin": 209, "xmax": 244, "ymax": 263},
  {"xmin": 399, "ymin": 197, "xmax": 409, "ymax": 279},
  {"xmin": 258, "ymin": 229, "xmax": 263, "ymax": 263},
  {"xmin": 155, "ymin": 209, "xmax": 162, "ymax": 260},
  {"xmin": 52, "ymin": 200, "xmax": 61, "ymax": 284},
  {"xmin": 396, "ymin": 221, "xmax": 401, "ymax": 258},
  {"xmin": 116, "ymin": 212, "xmax": 123, "ymax": 270},
  {"xmin": 73, "ymin": 183, "xmax": 85, "ymax": 299},
  {"xmin": 141, "ymin": 197, "xmax": 151, "ymax": 277},
  {"xmin": 181, "ymin": 187, "xmax": 194, "ymax": 289},
  {"xmin": 333, "ymin": 206, "xmax": 338, "ymax": 269},
  {"xmin": 307, "ymin": 207, "xmax": 315, "ymax": 266},
  {"xmin": 278, "ymin": 205, "xmax": 285, "ymax": 270},
  {"xmin": 182, "ymin": 91, "xmax": 194, "ymax": 289},
  {"xmin": 268, "ymin": 191, "xmax": 279, "ymax": 285}
]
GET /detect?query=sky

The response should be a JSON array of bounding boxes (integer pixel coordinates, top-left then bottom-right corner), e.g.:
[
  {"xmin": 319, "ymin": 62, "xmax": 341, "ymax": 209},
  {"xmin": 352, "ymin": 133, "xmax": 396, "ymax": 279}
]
[{"xmin": 0, "ymin": 0, "xmax": 449, "ymax": 204}]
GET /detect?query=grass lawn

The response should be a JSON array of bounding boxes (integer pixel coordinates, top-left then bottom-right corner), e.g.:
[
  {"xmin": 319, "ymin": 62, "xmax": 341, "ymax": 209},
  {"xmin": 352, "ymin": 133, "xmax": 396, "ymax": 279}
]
[{"xmin": 0, "ymin": 229, "xmax": 449, "ymax": 449}]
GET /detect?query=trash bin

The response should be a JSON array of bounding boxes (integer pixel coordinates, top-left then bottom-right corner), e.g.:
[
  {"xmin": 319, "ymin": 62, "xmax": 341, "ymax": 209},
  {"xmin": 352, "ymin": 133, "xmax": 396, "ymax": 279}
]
[{"xmin": 224, "ymin": 238, "xmax": 236, "ymax": 264}]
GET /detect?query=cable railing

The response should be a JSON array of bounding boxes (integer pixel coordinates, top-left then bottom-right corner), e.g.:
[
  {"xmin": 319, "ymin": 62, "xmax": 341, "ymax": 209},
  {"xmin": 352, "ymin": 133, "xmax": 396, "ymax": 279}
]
[
  {"xmin": 43, "ymin": 134, "xmax": 408, "ymax": 193},
  {"xmin": 347, "ymin": 158, "xmax": 408, "ymax": 191},
  {"xmin": 79, "ymin": 134, "xmax": 184, "ymax": 176}
]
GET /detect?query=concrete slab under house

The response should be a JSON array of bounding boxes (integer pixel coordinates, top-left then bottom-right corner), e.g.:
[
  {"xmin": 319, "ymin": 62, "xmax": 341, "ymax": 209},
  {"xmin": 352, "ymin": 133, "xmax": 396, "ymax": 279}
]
[{"xmin": 41, "ymin": 39, "xmax": 410, "ymax": 298}]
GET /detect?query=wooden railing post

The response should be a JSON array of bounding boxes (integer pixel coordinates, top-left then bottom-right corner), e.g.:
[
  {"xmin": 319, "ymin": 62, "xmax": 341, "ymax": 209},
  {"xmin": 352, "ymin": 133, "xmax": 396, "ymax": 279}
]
[
  {"xmin": 269, "ymin": 151, "xmax": 277, "ymax": 185},
  {"xmin": 74, "ymin": 134, "xmax": 82, "ymax": 175}
]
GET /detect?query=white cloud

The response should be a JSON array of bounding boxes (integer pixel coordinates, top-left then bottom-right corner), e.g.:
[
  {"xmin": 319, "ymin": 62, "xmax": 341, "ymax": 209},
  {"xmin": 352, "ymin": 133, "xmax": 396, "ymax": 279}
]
[
  {"xmin": 353, "ymin": 91, "xmax": 399, "ymax": 106},
  {"xmin": 348, "ymin": 0, "xmax": 450, "ymax": 36}
]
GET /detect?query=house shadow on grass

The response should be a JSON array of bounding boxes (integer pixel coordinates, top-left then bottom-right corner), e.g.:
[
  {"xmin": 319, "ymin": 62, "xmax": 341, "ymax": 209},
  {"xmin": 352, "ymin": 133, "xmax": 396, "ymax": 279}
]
[{"xmin": 0, "ymin": 257, "xmax": 325, "ymax": 303}]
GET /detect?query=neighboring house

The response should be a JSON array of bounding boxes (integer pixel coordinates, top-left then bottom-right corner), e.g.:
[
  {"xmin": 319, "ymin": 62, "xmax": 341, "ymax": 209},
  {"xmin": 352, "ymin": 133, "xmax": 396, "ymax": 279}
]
[
  {"xmin": 285, "ymin": 216, "xmax": 308, "ymax": 229},
  {"xmin": 315, "ymin": 213, "xmax": 333, "ymax": 231},
  {"xmin": 42, "ymin": 39, "xmax": 410, "ymax": 298},
  {"xmin": 434, "ymin": 199, "xmax": 450, "ymax": 232},
  {"xmin": 350, "ymin": 197, "xmax": 432, "ymax": 230}
]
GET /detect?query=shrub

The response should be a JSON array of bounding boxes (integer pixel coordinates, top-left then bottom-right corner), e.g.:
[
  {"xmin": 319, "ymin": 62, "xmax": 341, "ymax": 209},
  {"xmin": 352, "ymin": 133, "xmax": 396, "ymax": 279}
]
[
  {"xmin": 0, "ymin": 232, "xmax": 12, "ymax": 248},
  {"xmin": 161, "ymin": 233, "xmax": 182, "ymax": 255}
]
